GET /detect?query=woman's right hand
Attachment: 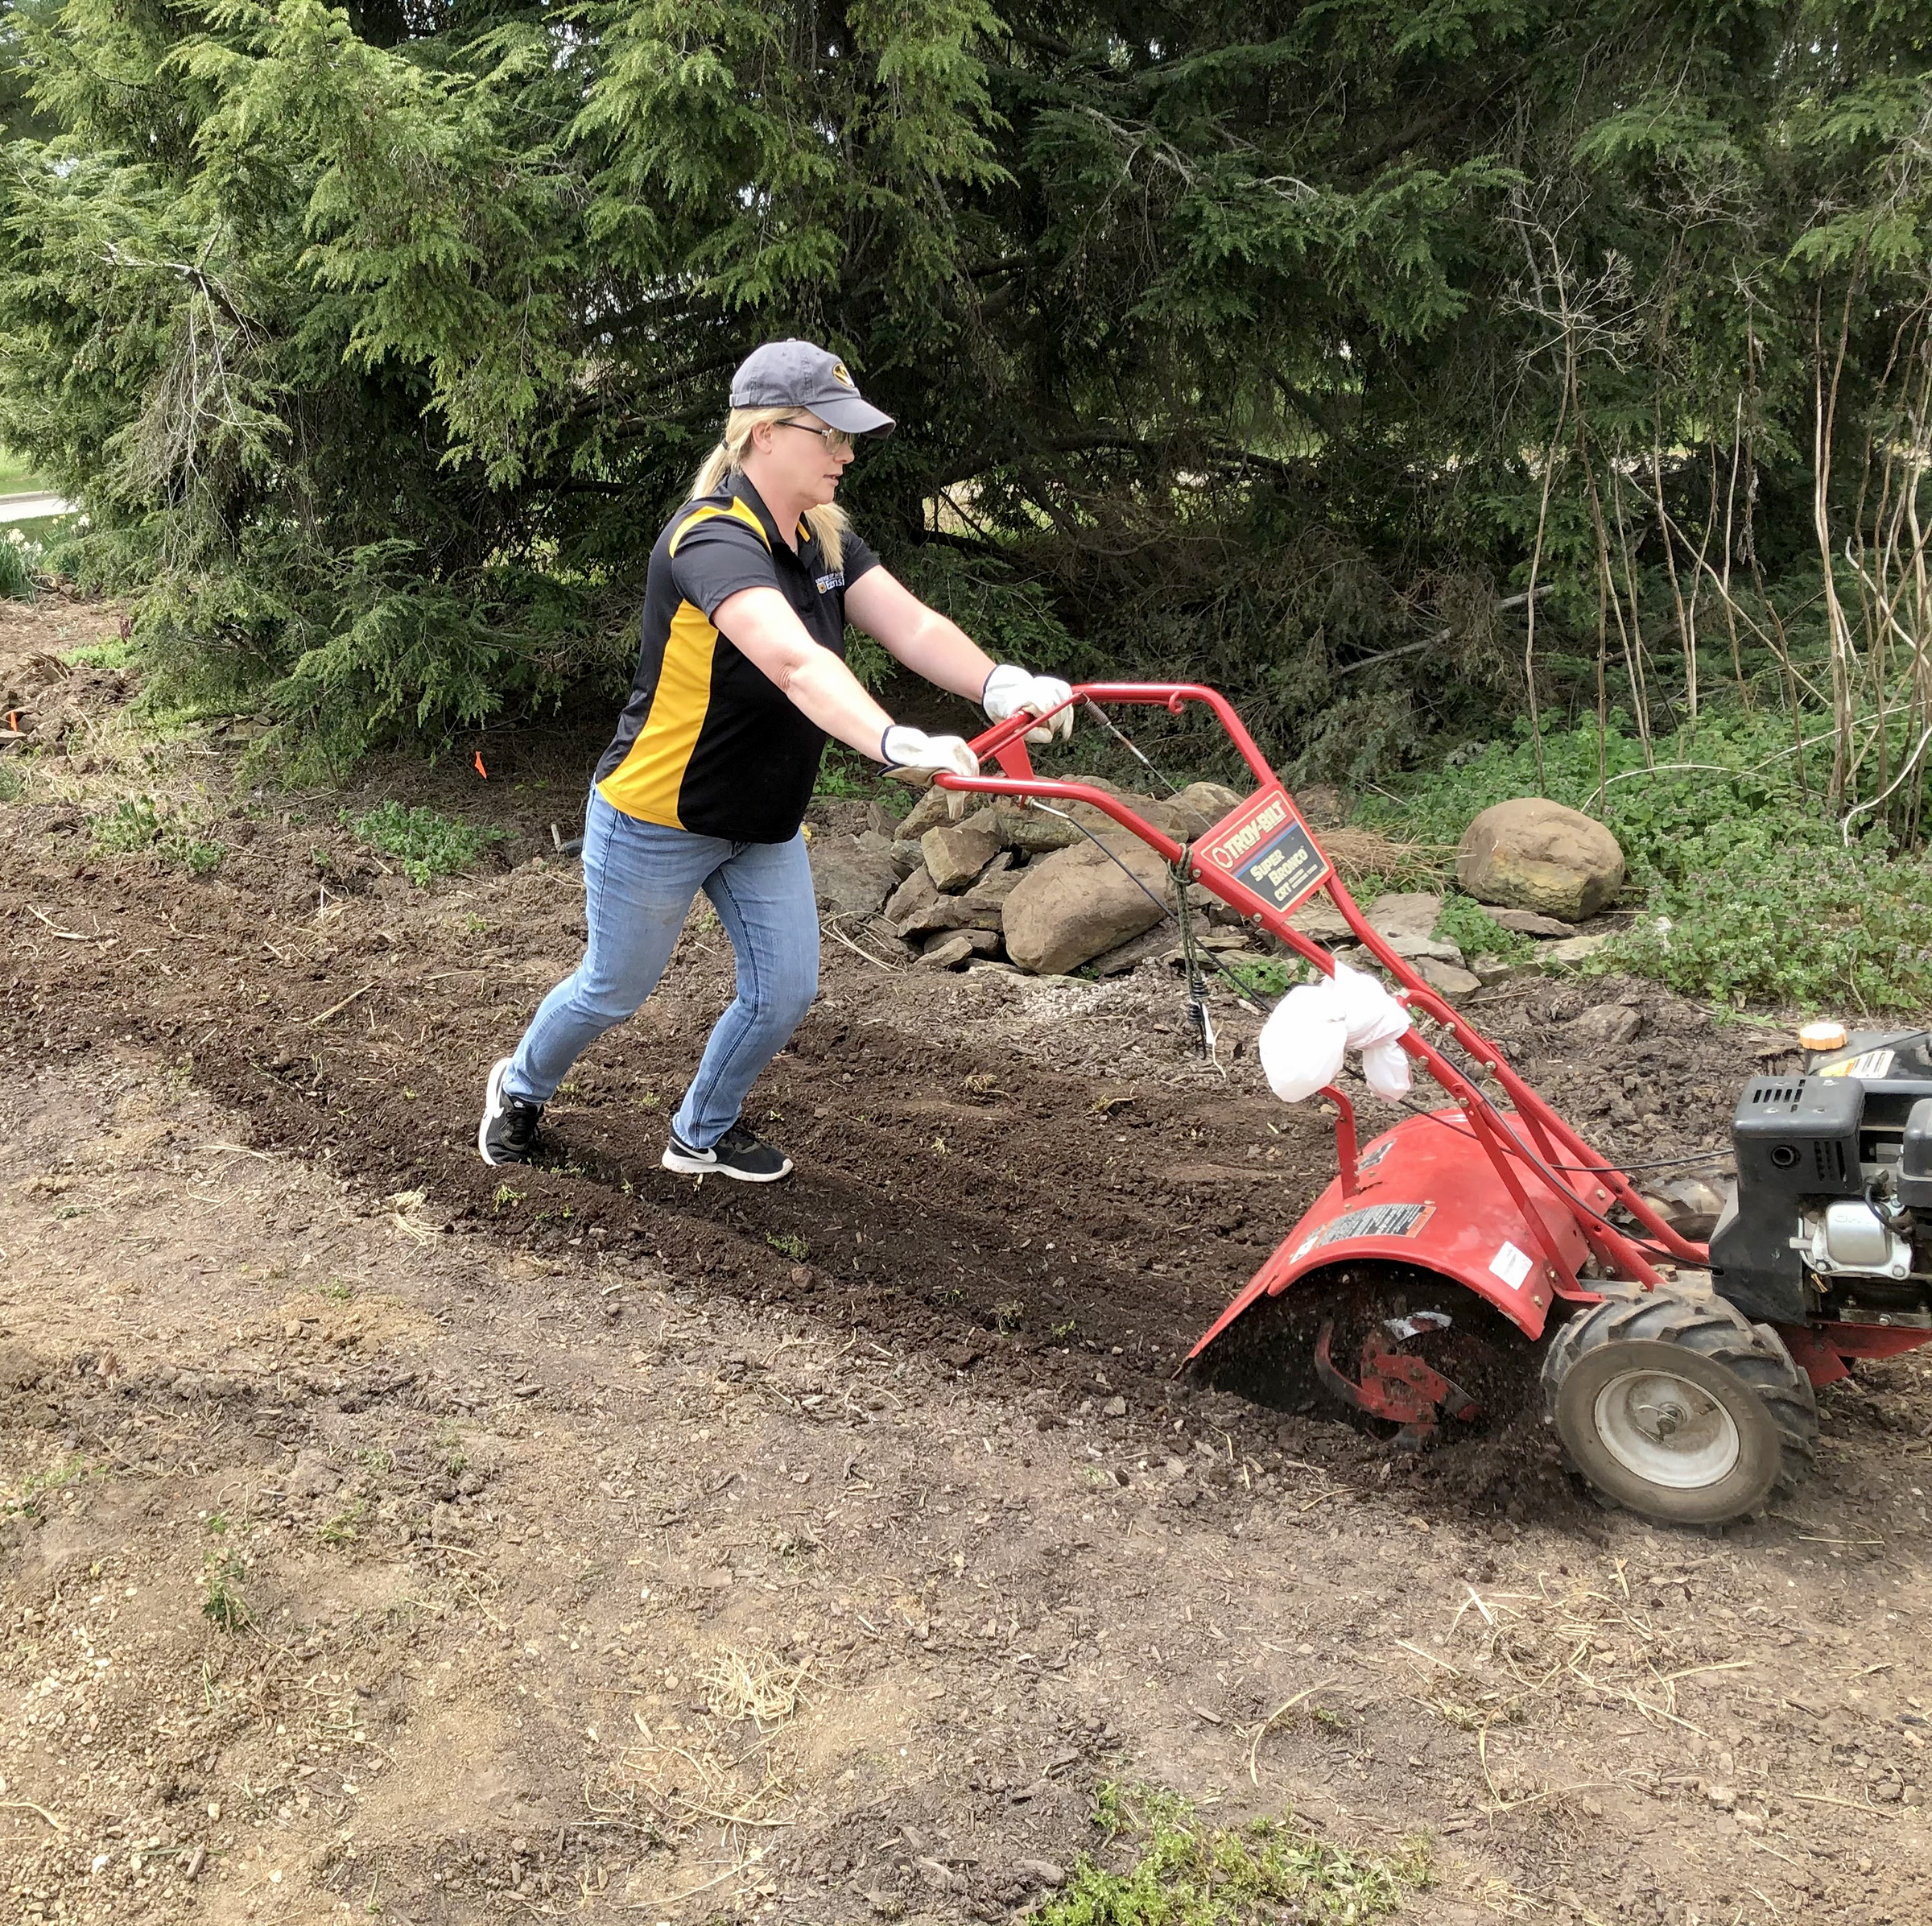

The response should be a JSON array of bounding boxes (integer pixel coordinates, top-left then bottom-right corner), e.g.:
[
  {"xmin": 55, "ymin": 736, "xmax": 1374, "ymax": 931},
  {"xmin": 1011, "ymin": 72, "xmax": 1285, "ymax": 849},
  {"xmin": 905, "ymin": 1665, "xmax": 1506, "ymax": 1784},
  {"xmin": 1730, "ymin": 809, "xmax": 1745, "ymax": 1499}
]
[{"xmin": 879, "ymin": 725, "xmax": 980, "ymax": 782}]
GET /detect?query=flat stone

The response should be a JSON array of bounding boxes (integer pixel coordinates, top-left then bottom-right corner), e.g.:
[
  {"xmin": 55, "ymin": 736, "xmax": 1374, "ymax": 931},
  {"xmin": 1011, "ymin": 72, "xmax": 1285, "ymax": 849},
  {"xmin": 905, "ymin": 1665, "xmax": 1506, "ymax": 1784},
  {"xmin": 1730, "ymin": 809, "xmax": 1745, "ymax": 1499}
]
[
  {"xmin": 923, "ymin": 811, "xmax": 1006, "ymax": 891},
  {"xmin": 1101, "ymin": 1395, "xmax": 1127, "ymax": 1417},
  {"xmin": 1383, "ymin": 932, "xmax": 1463, "ymax": 965},
  {"xmin": 1013, "ymin": 1858, "xmax": 1066, "ymax": 1889},
  {"xmin": 895, "ymin": 895, "xmax": 1005, "ymax": 940},
  {"xmin": 1543, "ymin": 932, "xmax": 1614, "ymax": 965},
  {"xmin": 894, "ymin": 784, "xmax": 962, "ymax": 843},
  {"xmin": 1365, "ymin": 891, "xmax": 1443, "ymax": 940},
  {"xmin": 1411, "ymin": 957, "xmax": 1482, "ymax": 997},
  {"xmin": 1468, "ymin": 953, "xmax": 1517, "ymax": 986},
  {"xmin": 915, "ymin": 932, "xmax": 979, "ymax": 969},
  {"xmin": 1141, "ymin": 780, "xmax": 1243, "ymax": 841},
  {"xmin": 1290, "ymin": 899, "xmax": 1354, "ymax": 942},
  {"xmin": 924, "ymin": 926, "xmax": 1001, "ymax": 960},
  {"xmin": 1487, "ymin": 906, "xmax": 1575, "ymax": 937},
  {"xmin": 964, "ymin": 852, "xmax": 1024, "ymax": 903},
  {"xmin": 1569, "ymin": 1002, "xmax": 1644, "ymax": 1047}
]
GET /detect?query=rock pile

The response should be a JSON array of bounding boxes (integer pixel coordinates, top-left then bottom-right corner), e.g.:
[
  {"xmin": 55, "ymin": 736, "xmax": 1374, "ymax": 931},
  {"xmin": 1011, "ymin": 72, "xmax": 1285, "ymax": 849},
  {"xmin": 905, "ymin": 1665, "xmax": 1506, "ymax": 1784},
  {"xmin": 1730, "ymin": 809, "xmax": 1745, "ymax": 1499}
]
[
  {"xmin": 809, "ymin": 779, "xmax": 1621, "ymax": 988},
  {"xmin": 807, "ymin": 777, "xmax": 1252, "ymax": 976}
]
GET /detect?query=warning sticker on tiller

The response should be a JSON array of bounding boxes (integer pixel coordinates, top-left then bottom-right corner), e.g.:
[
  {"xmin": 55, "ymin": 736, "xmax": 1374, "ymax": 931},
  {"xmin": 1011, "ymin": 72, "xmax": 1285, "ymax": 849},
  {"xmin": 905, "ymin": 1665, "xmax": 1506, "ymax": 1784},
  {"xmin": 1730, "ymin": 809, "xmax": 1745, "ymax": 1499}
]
[
  {"xmin": 1293, "ymin": 1201, "xmax": 1436, "ymax": 1263},
  {"xmin": 1819, "ymin": 1048, "xmax": 1895, "ymax": 1081},
  {"xmin": 1197, "ymin": 786, "xmax": 1332, "ymax": 916}
]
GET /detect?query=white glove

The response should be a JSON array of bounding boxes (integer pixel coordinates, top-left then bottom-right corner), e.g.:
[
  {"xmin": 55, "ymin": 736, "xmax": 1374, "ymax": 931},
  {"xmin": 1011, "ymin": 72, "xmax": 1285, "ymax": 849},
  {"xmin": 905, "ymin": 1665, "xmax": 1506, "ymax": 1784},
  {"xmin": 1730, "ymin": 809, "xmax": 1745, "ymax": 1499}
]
[
  {"xmin": 983, "ymin": 663, "xmax": 1074, "ymax": 745},
  {"xmin": 1360, "ymin": 1038, "xmax": 1414, "ymax": 1100},
  {"xmin": 1257, "ymin": 981, "xmax": 1348, "ymax": 1102},
  {"xmin": 1257, "ymin": 962, "xmax": 1413, "ymax": 1104},
  {"xmin": 880, "ymin": 725, "xmax": 980, "ymax": 782},
  {"xmin": 1330, "ymin": 960, "xmax": 1411, "ymax": 1051}
]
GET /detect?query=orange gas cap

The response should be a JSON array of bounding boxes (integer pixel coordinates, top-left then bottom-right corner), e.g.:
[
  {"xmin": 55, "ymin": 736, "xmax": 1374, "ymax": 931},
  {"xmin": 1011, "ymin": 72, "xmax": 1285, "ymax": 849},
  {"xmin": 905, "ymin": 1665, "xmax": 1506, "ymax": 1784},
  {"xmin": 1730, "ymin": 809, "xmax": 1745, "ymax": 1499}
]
[{"xmin": 1799, "ymin": 1020, "xmax": 1849, "ymax": 1054}]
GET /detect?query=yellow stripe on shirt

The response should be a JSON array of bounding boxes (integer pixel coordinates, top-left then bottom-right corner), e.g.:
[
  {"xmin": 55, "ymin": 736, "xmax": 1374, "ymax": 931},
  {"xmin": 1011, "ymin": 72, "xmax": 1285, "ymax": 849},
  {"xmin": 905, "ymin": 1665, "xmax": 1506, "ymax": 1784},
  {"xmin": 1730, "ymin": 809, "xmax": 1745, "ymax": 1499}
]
[{"xmin": 597, "ymin": 501, "xmax": 773, "ymax": 828}]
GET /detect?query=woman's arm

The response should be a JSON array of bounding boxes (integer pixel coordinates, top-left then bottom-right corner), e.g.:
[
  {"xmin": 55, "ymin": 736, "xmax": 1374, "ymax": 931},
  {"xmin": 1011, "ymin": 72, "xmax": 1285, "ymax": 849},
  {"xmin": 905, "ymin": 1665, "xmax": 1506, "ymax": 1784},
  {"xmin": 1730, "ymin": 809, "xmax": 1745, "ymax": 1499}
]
[
  {"xmin": 841, "ymin": 567, "xmax": 997, "ymax": 702},
  {"xmin": 713, "ymin": 586, "xmax": 895, "ymax": 756}
]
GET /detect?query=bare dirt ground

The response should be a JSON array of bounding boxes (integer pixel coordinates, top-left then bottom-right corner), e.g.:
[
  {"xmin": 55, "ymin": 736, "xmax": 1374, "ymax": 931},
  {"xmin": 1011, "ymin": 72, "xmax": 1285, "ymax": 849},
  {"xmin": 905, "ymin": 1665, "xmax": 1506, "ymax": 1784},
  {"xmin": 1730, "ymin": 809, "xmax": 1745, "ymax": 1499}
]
[{"xmin": 2, "ymin": 597, "xmax": 1930, "ymax": 1926}]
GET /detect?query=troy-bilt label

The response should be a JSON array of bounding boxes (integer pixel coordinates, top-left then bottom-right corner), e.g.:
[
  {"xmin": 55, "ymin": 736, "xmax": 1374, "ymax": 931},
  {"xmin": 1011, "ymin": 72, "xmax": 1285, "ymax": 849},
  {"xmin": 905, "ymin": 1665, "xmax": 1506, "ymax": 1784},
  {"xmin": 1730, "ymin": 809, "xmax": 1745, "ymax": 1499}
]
[
  {"xmin": 1197, "ymin": 785, "xmax": 1331, "ymax": 916},
  {"xmin": 1820, "ymin": 1048, "xmax": 1895, "ymax": 1081},
  {"xmin": 1293, "ymin": 1200, "xmax": 1436, "ymax": 1263}
]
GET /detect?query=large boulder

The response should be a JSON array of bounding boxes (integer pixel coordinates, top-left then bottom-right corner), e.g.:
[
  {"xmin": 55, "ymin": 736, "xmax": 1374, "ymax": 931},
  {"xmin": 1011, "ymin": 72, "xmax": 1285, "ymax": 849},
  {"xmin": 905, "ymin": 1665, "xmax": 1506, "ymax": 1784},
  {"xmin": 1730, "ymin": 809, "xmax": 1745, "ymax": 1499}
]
[
  {"xmin": 808, "ymin": 833, "xmax": 899, "ymax": 918},
  {"xmin": 1455, "ymin": 800, "xmax": 1624, "ymax": 923},
  {"xmin": 1001, "ymin": 833, "xmax": 1172, "ymax": 975}
]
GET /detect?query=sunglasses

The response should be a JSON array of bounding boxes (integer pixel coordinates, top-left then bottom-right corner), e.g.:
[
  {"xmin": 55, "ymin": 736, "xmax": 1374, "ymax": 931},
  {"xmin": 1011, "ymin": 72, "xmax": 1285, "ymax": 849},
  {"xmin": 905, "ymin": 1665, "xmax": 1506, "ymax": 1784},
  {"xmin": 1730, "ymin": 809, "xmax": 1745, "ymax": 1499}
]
[{"xmin": 774, "ymin": 419, "xmax": 855, "ymax": 453}]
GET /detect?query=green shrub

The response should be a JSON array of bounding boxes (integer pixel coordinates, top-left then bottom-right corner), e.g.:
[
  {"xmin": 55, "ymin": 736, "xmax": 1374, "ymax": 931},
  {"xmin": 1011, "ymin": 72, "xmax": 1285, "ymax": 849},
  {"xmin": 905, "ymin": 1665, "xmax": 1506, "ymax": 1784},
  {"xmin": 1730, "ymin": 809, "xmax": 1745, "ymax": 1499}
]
[
  {"xmin": 1218, "ymin": 954, "xmax": 1302, "ymax": 1000},
  {"xmin": 1367, "ymin": 711, "xmax": 1932, "ymax": 1011},
  {"xmin": 348, "ymin": 800, "xmax": 506, "ymax": 886},
  {"xmin": 1036, "ymin": 1783, "xmax": 1426, "ymax": 1926},
  {"xmin": 1612, "ymin": 843, "xmax": 1932, "ymax": 1015},
  {"xmin": 90, "ymin": 796, "xmax": 165, "ymax": 853},
  {"xmin": 0, "ymin": 763, "xmax": 23, "ymax": 803},
  {"xmin": 1432, "ymin": 895, "xmax": 1535, "ymax": 963}
]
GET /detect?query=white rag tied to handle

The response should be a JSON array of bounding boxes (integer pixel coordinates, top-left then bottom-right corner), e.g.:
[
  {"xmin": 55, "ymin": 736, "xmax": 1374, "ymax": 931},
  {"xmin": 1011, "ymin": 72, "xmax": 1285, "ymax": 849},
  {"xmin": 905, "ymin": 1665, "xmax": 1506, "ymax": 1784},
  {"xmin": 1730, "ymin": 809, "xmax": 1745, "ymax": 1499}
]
[{"xmin": 1257, "ymin": 961, "xmax": 1413, "ymax": 1102}]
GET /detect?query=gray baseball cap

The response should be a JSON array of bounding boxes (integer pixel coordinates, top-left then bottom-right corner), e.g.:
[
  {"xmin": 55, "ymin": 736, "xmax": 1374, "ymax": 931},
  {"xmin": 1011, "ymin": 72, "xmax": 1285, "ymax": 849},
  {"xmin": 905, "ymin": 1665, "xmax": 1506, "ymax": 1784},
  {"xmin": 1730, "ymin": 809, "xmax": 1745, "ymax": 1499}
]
[{"xmin": 729, "ymin": 339, "xmax": 895, "ymax": 437}]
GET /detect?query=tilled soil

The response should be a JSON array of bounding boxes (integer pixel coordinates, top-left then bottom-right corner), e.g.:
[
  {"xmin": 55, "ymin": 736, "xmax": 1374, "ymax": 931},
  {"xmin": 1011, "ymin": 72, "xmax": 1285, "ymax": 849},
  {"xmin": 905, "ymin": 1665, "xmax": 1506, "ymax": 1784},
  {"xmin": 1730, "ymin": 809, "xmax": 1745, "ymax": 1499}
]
[{"xmin": 2, "ymin": 598, "xmax": 1930, "ymax": 1926}]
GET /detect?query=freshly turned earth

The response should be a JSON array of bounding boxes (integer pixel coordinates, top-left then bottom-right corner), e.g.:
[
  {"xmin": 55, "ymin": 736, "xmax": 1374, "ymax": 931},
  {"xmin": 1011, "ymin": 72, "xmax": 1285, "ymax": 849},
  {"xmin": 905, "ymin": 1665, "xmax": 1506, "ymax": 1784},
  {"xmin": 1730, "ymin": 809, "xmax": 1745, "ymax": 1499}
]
[{"xmin": 2, "ymin": 597, "xmax": 1928, "ymax": 1926}]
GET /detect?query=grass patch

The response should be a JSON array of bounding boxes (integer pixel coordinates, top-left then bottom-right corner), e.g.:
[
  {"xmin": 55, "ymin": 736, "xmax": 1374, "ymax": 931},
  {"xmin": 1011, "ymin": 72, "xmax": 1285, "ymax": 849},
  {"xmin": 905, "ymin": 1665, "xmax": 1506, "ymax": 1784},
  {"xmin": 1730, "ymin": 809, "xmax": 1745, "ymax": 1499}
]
[
  {"xmin": 3, "ymin": 1453, "xmax": 95, "ymax": 1522},
  {"xmin": 0, "ymin": 448, "xmax": 50, "ymax": 494},
  {"xmin": 1364, "ymin": 710, "xmax": 1932, "ymax": 1014},
  {"xmin": 1038, "ymin": 1783, "xmax": 1426, "ymax": 1925},
  {"xmin": 319, "ymin": 1496, "xmax": 369, "ymax": 1547},
  {"xmin": 62, "ymin": 635, "xmax": 138, "ymax": 672},
  {"xmin": 0, "ymin": 763, "xmax": 23, "ymax": 804},
  {"xmin": 200, "ymin": 1514, "xmax": 252, "ymax": 1630},
  {"xmin": 89, "ymin": 795, "xmax": 226, "ymax": 874},
  {"xmin": 348, "ymin": 799, "xmax": 506, "ymax": 886}
]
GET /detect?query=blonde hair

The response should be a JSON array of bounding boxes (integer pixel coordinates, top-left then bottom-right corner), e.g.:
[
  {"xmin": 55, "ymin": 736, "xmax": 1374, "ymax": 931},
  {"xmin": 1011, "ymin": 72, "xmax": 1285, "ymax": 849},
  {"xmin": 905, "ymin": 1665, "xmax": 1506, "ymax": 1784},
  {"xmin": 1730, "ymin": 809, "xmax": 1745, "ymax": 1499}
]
[{"xmin": 689, "ymin": 405, "xmax": 848, "ymax": 568}]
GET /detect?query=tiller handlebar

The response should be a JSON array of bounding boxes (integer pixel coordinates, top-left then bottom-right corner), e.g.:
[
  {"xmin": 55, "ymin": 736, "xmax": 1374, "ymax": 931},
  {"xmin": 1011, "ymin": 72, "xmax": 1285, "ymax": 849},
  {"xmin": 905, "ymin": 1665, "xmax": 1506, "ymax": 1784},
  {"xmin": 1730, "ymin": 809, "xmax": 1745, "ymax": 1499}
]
[{"xmin": 931, "ymin": 683, "xmax": 1701, "ymax": 1362}]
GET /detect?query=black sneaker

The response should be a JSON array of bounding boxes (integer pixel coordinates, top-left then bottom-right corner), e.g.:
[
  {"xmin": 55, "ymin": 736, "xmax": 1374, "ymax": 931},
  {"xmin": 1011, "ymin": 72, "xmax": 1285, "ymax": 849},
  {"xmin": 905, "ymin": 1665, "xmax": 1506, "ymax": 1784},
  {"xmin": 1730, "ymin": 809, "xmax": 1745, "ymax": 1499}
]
[
  {"xmin": 477, "ymin": 1057, "xmax": 544, "ymax": 1167},
  {"xmin": 661, "ymin": 1122, "xmax": 793, "ymax": 1183}
]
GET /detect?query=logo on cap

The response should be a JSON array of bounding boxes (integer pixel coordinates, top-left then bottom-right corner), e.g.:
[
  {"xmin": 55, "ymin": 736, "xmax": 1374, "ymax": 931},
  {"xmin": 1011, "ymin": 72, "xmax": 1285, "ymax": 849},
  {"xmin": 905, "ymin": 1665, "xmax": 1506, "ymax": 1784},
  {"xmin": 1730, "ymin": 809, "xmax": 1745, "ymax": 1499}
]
[{"xmin": 832, "ymin": 361, "xmax": 852, "ymax": 386}]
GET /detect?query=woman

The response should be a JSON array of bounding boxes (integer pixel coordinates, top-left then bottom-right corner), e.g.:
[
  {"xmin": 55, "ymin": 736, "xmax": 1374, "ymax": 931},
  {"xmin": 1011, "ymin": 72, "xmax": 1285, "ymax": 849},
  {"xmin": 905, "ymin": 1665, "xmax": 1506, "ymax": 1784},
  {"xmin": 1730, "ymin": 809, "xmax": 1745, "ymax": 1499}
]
[{"xmin": 477, "ymin": 338, "xmax": 1073, "ymax": 1180}]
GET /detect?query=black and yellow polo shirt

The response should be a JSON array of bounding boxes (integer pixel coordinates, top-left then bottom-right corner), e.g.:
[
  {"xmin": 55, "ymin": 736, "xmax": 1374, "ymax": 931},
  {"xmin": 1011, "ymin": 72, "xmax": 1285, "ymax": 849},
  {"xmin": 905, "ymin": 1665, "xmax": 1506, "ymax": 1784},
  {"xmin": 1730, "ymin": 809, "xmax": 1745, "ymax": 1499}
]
[{"xmin": 594, "ymin": 475, "xmax": 880, "ymax": 842}]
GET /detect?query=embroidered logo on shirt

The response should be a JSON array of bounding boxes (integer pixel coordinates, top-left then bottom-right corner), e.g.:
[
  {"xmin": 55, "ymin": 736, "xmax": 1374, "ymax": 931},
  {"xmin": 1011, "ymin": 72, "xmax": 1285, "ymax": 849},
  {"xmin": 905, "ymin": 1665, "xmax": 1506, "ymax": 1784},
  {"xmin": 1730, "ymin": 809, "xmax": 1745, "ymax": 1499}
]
[{"xmin": 815, "ymin": 571, "xmax": 845, "ymax": 594}]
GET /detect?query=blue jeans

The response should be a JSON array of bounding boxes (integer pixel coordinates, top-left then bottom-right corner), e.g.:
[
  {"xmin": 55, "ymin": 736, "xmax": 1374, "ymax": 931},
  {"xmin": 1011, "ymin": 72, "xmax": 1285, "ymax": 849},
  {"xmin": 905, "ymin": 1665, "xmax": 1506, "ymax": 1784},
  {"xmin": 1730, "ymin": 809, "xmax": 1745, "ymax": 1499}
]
[{"xmin": 506, "ymin": 791, "xmax": 819, "ymax": 1148}]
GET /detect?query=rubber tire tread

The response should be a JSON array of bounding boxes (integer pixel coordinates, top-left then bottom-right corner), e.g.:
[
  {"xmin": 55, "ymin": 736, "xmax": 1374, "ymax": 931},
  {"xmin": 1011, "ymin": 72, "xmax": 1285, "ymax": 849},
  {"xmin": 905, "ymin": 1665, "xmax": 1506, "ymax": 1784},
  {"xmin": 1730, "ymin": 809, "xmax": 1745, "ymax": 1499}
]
[{"xmin": 1539, "ymin": 1289, "xmax": 1817, "ymax": 1525}]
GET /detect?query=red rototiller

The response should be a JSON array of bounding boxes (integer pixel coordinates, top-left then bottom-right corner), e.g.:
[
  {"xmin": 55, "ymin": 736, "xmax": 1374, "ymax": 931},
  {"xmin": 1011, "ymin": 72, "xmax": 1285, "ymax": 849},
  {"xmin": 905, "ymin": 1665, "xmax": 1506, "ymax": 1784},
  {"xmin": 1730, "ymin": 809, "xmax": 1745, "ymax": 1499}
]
[{"xmin": 931, "ymin": 683, "xmax": 1932, "ymax": 1526}]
